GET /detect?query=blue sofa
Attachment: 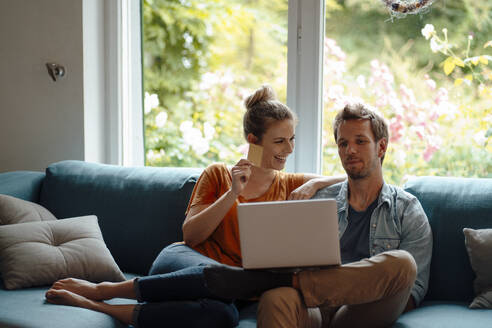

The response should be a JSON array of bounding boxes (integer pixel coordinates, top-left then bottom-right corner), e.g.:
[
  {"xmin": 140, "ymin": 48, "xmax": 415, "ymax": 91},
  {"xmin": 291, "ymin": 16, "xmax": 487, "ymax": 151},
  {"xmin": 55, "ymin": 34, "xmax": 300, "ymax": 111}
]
[{"xmin": 0, "ymin": 160, "xmax": 490, "ymax": 327}]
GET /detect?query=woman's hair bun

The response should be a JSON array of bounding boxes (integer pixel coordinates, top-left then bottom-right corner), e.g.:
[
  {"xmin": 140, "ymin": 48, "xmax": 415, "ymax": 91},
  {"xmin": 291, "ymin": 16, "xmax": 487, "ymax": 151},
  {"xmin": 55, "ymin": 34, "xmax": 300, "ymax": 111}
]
[{"xmin": 244, "ymin": 85, "xmax": 276, "ymax": 110}]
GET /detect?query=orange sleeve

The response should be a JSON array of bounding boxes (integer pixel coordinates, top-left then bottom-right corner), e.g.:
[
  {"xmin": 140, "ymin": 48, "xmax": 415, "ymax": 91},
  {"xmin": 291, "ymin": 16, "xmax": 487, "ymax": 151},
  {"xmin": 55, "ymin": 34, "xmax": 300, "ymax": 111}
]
[
  {"xmin": 185, "ymin": 164, "xmax": 223, "ymax": 215},
  {"xmin": 286, "ymin": 172, "xmax": 305, "ymax": 195}
]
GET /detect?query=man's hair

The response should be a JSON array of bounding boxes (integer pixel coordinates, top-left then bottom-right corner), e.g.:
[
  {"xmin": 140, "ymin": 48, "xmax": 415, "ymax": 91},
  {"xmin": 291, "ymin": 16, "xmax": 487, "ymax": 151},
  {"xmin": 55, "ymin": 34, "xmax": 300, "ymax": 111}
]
[{"xmin": 333, "ymin": 103, "xmax": 389, "ymax": 163}]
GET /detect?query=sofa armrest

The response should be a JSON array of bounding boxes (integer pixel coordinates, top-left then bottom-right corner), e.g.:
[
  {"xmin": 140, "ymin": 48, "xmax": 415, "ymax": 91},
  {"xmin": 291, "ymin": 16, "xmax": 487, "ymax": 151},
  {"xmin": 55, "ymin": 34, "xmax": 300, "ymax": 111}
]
[{"xmin": 0, "ymin": 171, "xmax": 45, "ymax": 203}]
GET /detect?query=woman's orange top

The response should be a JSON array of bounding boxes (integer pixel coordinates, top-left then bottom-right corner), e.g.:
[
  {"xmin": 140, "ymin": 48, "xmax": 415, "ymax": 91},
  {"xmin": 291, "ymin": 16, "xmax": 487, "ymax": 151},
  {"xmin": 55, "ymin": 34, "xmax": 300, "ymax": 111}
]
[{"xmin": 185, "ymin": 163, "xmax": 305, "ymax": 267}]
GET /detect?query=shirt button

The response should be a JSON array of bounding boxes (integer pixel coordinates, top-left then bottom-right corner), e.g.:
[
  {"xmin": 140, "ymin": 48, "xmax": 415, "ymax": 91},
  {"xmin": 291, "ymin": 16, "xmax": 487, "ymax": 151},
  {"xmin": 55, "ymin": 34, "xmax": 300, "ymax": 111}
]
[{"xmin": 372, "ymin": 224, "xmax": 376, "ymax": 228}]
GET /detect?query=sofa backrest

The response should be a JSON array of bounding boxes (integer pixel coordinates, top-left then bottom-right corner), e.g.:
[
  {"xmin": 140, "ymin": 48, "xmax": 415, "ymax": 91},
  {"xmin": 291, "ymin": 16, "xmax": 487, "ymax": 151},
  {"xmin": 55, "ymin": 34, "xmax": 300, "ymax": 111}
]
[
  {"xmin": 0, "ymin": 171, "xmax": 45, "ymax": 202},
  {"xmin": 404, "ymin": 176, "xmax": 492, "ymax": 302},
  {"xmin": 39, "ymin": 160, "xmax": 202, "ymax": 275}
]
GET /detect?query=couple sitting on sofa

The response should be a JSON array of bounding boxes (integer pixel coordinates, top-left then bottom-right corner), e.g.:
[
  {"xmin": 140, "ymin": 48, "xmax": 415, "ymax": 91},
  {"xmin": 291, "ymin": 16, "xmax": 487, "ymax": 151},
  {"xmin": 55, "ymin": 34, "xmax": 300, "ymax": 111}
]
[{"xmin": 45, "ymin": 85, "xmax": 432, "ymax": 328}]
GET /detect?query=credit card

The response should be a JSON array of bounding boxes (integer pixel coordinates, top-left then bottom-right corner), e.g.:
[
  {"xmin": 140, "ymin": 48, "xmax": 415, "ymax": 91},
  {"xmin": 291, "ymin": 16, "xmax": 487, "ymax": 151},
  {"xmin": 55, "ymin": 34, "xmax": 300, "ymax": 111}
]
[{"xmin": 247, "ymin": 143, "xmax": 263, "ymax": 167}]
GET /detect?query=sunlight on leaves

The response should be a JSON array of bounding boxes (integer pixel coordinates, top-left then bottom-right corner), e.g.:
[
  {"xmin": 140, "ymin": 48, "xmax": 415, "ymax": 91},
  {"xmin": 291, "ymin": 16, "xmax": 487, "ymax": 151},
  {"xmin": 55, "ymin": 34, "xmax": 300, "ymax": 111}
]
[
  {"xmin": 443, "ymin": 57, "xmax": 456, "ymax": 75},
  {"xmin": 454, "ymin": 57, "xmax": 465, "ymax": 67}
]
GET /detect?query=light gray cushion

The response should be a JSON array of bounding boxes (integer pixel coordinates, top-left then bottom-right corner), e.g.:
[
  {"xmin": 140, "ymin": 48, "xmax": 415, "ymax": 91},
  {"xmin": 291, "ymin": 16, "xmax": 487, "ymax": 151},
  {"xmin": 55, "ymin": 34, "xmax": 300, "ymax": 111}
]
[
  {"xmin": 0, "ymin": 194, "xmax": 56, "ymax": 225},
  {"xmin": 463, "ymin": 228, "xmax": 492, "ymax": 309},
  {"xmin": 470, "ymin": 290, "xmax": 492, "ymax": 309},
  {"xmin": 0, "ymin": 215, "xmax": 125, "ymax": 289}
]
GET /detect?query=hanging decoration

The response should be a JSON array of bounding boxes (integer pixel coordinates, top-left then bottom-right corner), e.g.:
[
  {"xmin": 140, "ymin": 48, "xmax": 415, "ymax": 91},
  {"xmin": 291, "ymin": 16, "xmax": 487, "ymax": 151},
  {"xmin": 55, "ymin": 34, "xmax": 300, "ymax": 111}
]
[{"xmin": 381, "ymin": 0, "xmax": 434, "ymax": 17}]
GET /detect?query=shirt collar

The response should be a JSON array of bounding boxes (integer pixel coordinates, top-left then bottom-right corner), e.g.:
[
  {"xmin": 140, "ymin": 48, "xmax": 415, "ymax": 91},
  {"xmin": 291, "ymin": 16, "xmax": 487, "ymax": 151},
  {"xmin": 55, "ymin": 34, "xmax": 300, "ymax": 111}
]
[{"xmin": 336, "ymin": 180, "xmax": 392, "ymax": 212}]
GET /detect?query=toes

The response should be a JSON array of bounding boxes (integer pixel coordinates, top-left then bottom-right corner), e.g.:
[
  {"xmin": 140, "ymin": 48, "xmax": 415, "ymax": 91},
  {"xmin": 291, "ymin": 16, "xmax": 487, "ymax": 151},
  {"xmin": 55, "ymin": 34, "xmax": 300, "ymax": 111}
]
[
  {"xmin": 59, "ymin": 278, "xmax": 74, "ymax": 284},
  {"xmin": 53, "ymin": 278, "xmax": 76, "ymax": 289},
  {"xmin": 52, "ymin": 281, "xmax": 66, "ymax": 290},
  {"xmin": 45, "ymin": 289, "xmax": 61, "ymax": 300}
]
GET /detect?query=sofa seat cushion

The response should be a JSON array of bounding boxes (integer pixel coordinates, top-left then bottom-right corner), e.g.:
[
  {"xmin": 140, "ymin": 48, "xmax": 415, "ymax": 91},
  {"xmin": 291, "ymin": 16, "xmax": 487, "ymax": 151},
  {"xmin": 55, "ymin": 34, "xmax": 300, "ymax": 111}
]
[
  {"xmin": 0, "ymin": 274, "xmax": 138, "ymax": 328},
  {"xmin": 237, "ymin": 301, "xmax": 258, "ymax": 328},
  {"xmin": 394, "ymin": 301, "xmax": 492, "ymax": 328},
  {"xmin": 0, "ymin": 273, "xmax": 259, "ymax": 328}
]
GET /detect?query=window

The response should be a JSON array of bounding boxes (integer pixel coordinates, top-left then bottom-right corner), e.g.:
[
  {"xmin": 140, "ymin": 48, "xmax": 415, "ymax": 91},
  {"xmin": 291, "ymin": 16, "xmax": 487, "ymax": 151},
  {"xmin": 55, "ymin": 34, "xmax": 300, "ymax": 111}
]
[
  {"xmin": 138, "ymin": 0, "xmax": 492, "ymax": 183},
  {"xmin": 321, "ymin": 1, "xmax": 492, "ymax": 184}
]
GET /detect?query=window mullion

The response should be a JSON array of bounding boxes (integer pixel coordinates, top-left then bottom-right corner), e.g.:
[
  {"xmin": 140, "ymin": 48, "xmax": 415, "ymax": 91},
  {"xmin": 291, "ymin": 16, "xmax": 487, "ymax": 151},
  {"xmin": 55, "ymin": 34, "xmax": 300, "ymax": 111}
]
[
  {"xmin": 286, "ymin": 0, "xmax": 324, "ymax": 174},
  {"xmin": 105, "ymin": 0, "xmax": 144, "ymax": 166}
]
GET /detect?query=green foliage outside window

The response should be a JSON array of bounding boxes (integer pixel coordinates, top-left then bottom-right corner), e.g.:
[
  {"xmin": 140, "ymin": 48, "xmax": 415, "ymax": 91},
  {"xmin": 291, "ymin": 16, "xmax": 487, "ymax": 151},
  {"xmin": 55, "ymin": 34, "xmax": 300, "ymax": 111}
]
[
  {"xmin": 142, "ymin": 0, "xmax": 492, "ymax": 184},
  {"xmin": 143, "ymin": 0, "xmax": 287, "ymax": 168}
]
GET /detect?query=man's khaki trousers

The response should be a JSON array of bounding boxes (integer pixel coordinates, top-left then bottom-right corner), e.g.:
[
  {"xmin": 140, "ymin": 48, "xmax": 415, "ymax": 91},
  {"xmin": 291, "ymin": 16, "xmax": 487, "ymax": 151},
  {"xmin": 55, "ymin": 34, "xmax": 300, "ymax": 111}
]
[{"xmin": 257, "ymin": 250, "xmax": 417, "ymax": 328}]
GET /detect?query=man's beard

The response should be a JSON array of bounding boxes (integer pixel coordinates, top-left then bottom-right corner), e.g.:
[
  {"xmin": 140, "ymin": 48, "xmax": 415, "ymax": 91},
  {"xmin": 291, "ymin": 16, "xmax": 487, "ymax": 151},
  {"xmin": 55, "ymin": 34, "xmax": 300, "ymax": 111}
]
[
  {"xmin": 347, "ymin": 169, "xmax": 369, "ymax": 180},
  {"xmin": 345, "ymin": 158, "xmax": 377, "ymax": 180}
]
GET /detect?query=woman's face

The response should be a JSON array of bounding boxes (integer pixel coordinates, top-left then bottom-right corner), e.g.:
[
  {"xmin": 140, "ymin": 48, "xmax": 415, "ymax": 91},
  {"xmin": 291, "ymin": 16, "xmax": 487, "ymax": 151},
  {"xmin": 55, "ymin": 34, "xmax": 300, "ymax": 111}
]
[{"xmin": 259, "ymin": 119, "xmax": 295, "ymax": 170}]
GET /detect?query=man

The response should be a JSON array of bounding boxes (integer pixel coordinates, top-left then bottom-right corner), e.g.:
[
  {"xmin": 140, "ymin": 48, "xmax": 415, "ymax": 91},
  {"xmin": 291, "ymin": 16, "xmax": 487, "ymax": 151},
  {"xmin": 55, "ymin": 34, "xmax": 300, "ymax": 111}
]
[{"xmin": 256, "ymin": 103, "xmax": 433, "ymax": 327}]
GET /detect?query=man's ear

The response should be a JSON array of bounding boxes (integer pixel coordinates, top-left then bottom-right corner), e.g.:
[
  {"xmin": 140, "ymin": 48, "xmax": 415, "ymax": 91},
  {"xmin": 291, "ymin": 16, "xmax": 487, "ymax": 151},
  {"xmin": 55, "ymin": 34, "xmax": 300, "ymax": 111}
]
[
  {"xmin": 247, "ymin": 133, "xmax": 258, "ymax": 144},
  {"xmin": 378, "ymin": 138, "xmax": 388, "ymax": 158}
]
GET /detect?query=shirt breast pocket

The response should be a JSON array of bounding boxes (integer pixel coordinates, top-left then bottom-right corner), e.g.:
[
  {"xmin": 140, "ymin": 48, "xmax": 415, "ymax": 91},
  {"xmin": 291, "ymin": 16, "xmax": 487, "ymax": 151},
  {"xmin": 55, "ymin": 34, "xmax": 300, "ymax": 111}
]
[{"xmin": 372, "ymin": 238, "xmax": 400, "ymax": 255}]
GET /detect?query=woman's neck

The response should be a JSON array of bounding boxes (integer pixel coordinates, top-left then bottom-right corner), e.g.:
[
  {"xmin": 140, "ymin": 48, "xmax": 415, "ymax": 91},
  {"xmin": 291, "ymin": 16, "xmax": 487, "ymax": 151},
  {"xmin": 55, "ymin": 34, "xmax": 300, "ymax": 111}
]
[
  {"xmin": 250, "ymin": 166, "xmax": 276, "ymax": 181},
  {"xmin": 240, "ymin": 166, "xmax": 277, "ymax": 200}
]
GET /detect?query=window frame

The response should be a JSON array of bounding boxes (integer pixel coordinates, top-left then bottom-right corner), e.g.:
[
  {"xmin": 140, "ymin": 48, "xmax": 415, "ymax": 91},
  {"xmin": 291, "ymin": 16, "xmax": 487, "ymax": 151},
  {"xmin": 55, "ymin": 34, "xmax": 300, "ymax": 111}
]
[
  {"xmin": 286, "ymin": 0, "xmax": 325, "ymax": 174},
  {"xmin": 106, "ymin": 0, "xmax": 144, "ymax": 166}
]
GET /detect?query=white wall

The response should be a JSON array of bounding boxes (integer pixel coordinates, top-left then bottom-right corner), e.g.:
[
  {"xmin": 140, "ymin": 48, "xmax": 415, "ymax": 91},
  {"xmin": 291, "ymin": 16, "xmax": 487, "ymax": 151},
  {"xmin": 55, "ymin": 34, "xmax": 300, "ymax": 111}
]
[{"xmin": 0, "ymin": 0, "xmax": 108, "ymax": 172}]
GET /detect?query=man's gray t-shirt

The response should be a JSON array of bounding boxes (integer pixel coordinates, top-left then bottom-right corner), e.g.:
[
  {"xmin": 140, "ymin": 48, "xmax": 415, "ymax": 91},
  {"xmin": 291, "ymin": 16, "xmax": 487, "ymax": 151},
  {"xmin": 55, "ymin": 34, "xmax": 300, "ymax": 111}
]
[{"xmin": 340, "ymin": 198, "xmax": 378, "ymax": 264}]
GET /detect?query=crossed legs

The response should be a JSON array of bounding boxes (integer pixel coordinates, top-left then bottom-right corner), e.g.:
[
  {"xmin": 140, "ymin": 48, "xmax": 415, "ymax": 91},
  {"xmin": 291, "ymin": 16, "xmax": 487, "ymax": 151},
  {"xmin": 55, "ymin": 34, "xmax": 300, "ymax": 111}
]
[
  {"xmin": 45, "ymin": 248, "xmax": 416, "ymax": 327},
  {"xmin": 257, "ymin": 250, "xmax": 417, "ymax": 328}
]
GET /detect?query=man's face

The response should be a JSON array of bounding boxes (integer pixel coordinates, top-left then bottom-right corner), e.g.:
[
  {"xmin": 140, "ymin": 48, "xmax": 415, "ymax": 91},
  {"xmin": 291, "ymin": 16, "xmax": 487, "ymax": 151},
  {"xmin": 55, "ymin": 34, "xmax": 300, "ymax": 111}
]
[{"xmin": 336, "ymin": 119, "xmax": 386, "ymax": 180}]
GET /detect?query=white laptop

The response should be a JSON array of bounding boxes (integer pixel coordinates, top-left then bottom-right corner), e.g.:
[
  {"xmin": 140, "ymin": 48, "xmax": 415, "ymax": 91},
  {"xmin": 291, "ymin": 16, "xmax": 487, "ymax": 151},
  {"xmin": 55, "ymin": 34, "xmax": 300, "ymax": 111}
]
[{"xmin": 237, "ymin": 198, "xmax": 341, "ymax": 269}]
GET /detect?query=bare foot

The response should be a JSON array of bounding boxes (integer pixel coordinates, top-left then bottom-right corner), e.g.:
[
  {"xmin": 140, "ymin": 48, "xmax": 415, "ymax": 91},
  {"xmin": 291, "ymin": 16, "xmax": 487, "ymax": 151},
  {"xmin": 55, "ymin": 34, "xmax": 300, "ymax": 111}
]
[
  {"xmin": 45, "ymin": 289, "xmax": 99, "ymax": 310},
  {"xmin": 50, "ymin": 278, "xmax": 107, "ymax": 301}
]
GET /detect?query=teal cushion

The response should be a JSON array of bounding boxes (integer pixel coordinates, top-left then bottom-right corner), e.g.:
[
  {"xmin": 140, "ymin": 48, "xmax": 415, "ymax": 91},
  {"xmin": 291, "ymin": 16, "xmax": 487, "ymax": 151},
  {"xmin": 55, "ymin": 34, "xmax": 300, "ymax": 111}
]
[
  {"xmin": 404, "ymin": 177, "xmax": 492, "ymax": 302},
  {"xmin": 394, "ymin": 301, "xmax": 492, "ymax": 328},
  {"xmin": 39, "ymin": 160, "xmax": 202, "ymax": 275},
  {"xmin": 0, "ymin": 171, "xmax": 45, "ymax": 202},
  {"xmin": 237, "ymin": 301, "xmax": 258, "ymax": 328}
]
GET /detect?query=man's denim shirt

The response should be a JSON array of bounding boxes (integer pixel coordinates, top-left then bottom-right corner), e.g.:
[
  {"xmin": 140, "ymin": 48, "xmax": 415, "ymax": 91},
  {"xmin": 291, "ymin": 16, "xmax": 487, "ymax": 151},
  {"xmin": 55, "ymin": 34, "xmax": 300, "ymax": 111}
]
[{"xmin": 313, "ymin": 180, "xmax": 433, "ymax": 306}]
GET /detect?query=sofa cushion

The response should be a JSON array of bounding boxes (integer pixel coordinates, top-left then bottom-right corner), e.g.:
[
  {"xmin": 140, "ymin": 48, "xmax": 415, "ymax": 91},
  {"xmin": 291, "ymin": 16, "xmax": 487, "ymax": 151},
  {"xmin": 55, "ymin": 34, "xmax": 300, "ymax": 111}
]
[
  {"xmin": 470, "ymin": 290, "xmax": 492, "ymax": 309},
  {"xmin": 0, "ymin": 194, "xmax": 56, "ymax": 225},
  {"xmin": 0, "ymin": 274, "xmax": 138, "ymax": 328},
  {"xmin": 464, "ymin": 228, "xmax": 492, "ymax": 309},
  {"xmin": 404, "ymin": 177, "xmax": 492, "ymax": 302},
  {"xmin": 394, "ymin": 301, "xmax": 492, "ymax": 328},
  {"xmin": 0, "ymin": 215, "xmax": 125, "ymax": 289},
  {"xmin": 39, "ymin": 160, "xmax": 202, "ymax": 275}
]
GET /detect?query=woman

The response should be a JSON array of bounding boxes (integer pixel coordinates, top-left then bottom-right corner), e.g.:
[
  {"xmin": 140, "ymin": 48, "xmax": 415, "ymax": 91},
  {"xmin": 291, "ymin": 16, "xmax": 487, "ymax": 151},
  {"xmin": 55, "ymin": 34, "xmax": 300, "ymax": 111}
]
[{"xmin": 45, "ymin": 85, "xmax": 344, "ymax": 327}]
